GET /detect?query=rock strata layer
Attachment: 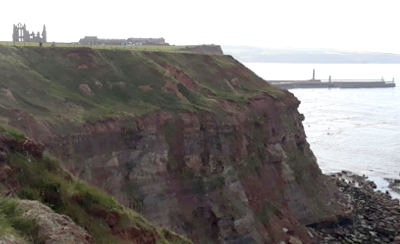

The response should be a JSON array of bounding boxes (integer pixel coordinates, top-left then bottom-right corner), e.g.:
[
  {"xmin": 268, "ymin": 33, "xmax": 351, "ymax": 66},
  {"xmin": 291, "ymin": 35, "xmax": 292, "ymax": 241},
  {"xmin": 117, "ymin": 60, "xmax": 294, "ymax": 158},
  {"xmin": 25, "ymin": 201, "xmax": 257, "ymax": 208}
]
[{"xmin": 48, "ymin": 95, "xmax": 348, "ymax": 243}]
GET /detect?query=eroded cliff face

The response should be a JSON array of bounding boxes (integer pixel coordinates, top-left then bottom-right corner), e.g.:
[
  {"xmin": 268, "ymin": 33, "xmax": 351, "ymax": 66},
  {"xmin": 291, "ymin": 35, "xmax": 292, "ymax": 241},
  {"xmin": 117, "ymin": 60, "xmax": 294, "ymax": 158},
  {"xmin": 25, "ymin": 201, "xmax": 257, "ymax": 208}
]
[
  {"xmin": 0, "ymin": 135, "xmax": 192, "ymax": 244},
  {"xmin": 0, "ymin": 46, "xmax": 347, "ymax": 243},
  {"xmin": 46, "ymin": 95, "xmax": 347, "ymax": 243}
]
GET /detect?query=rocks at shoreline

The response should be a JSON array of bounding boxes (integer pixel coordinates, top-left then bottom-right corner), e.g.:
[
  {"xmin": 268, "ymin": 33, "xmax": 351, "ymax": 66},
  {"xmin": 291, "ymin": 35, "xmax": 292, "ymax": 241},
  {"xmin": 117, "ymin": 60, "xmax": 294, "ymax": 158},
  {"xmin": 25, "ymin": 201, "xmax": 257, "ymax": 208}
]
[
  {"xmin": 387, "ymin": 178, "xmax": 400, "ymax": 195},
  {"xmin": 310, "ymin": 172, "xmax": 400, "ymax": 244}
]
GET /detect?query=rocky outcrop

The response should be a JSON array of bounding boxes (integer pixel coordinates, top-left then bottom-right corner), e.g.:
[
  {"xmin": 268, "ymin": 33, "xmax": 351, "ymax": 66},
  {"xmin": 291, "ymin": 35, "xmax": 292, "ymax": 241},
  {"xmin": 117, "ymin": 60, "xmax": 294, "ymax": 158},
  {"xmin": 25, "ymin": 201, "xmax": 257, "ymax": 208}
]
[
  {"xmin": 0, "ymin": 235, "xmax": 27, "ymax": 244},
  {"xmin": 18, "ymin": 200, "xmax": 94, "ymax": 244},
  {"xmin": 0, "ymin": 198, "xmax": 93, "ymax": 244}
]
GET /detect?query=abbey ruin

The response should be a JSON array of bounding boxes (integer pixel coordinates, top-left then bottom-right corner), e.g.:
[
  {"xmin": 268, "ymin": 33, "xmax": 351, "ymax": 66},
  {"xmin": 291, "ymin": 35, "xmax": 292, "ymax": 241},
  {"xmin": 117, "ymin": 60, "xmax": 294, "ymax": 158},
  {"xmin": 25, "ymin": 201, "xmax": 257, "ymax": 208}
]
[
  {"xmin": 11, "ymin": 23, "xmax": 167, "ymax": 46},
  {"xmin": 13, "ymin": 23, "xmax": 47, "ymax": 43}
]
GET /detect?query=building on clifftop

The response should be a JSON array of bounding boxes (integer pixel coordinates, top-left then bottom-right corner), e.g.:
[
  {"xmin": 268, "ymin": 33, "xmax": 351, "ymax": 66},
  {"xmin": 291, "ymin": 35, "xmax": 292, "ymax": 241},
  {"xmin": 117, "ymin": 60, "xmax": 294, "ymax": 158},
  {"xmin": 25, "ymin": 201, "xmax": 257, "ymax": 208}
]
[
  {"xmin": 12, "ymin": 23, "xmax": 47, "ymax": 43},
  {"xmin": 79, "ymin": 36, "xmax": 168, "ymax": 46}
]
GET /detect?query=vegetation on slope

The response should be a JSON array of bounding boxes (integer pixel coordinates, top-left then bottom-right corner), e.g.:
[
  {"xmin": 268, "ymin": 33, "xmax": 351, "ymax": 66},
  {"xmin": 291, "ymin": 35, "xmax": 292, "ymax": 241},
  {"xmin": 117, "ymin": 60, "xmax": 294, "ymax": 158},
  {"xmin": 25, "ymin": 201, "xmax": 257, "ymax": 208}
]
[
  {"xmin": 0, "ymin": 198, "xmax": 42, "ymax": 244},
  {"xmin": 0, "ymin": 129, "xmax": 192, "ymax": 244},
  {"xmin": 0, "ymin": 45, "xmax": 285, "ymax": 130}
]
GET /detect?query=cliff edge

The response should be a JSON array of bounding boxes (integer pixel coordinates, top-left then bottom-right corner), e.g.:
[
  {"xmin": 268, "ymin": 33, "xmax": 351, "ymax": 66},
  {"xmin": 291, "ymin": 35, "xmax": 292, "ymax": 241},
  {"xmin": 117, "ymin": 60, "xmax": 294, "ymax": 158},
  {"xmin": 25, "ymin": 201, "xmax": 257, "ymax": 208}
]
[{"xmin": 0, "ymin": 45, "xmax": 348, "ymax": 243}]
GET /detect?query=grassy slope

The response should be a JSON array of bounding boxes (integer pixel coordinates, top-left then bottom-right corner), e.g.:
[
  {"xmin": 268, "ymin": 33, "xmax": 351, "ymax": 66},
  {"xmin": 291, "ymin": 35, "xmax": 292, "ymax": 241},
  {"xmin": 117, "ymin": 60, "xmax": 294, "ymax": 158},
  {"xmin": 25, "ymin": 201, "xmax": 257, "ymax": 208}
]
[
  {"xmin": 0, "ymin": 45, "xmax": 285, "ymax": 130},
  {"xmin": 0, "ymin": 198, "xmax": 42, "ymax": 244},
  {"xmin": 0, "ymin": 129, "xmax": 191, "ymax": 244}
]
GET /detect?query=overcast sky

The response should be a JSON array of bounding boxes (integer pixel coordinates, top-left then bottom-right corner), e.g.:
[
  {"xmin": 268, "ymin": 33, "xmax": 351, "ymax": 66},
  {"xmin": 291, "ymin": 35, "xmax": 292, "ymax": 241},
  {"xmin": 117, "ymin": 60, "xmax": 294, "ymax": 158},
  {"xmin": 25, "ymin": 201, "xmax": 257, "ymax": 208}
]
[{"xmin": 1, "ymin": 0, "xmax": 399, "ymax": 53}]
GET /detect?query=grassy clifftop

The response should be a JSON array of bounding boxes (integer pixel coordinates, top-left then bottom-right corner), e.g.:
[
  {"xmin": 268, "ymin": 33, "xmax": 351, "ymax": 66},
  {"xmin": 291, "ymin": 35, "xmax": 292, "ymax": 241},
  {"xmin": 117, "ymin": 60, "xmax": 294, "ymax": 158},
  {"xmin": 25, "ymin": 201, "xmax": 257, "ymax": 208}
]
[{"xmin": 0, "ymin": 45, "xmax": 284, "ymax": 128}]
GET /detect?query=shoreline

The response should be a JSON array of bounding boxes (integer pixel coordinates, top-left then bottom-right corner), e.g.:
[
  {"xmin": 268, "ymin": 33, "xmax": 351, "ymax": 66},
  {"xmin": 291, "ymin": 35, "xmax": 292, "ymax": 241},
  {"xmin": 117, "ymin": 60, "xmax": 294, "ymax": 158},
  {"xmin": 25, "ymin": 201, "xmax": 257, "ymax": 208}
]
[
  {"xmin": 309, "ymin": 171, "xmax": 400, "ymax": 243},
  {"xmin": 324, "ymin": 170, "xmax": 400, "ymax": 200}
]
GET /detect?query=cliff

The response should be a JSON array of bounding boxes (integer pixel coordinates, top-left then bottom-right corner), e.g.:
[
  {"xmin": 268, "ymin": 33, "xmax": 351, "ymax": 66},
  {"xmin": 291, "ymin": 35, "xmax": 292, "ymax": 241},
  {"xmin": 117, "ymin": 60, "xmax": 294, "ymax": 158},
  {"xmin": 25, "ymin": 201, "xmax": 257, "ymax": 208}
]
[
  {"xmin": 0, "ymin": 45, "xmax": 348, "ymax": 243},
  {"xmin": 0, "ymin": 132, "xmax": 192, "ymax": 244}
]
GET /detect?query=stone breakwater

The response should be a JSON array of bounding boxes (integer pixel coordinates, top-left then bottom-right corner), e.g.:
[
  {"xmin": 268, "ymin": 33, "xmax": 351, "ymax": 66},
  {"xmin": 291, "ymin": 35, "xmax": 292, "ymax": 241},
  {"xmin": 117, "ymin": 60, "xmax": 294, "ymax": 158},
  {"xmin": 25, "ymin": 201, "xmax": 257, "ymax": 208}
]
[{"xmin": 310, "ymin": 172, "xmax": 400, "ymax": 244}]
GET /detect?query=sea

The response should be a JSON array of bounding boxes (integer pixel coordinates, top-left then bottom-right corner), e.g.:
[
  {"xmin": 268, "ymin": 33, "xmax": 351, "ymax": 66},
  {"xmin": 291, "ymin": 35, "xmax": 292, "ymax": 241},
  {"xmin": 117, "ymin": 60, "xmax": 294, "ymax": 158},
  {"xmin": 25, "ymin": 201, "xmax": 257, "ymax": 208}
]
[{"xmin": 245, "ymin": 63, "xmax": 400, "ymax": 197}]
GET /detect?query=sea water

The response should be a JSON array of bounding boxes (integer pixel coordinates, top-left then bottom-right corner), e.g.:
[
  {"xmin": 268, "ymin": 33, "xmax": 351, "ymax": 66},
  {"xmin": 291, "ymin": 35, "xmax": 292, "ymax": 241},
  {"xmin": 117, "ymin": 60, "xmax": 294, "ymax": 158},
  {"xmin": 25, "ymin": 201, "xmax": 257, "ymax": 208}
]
[{"xmin": 245, "ymin": 63, "xmax": 400, "ymax": 197}]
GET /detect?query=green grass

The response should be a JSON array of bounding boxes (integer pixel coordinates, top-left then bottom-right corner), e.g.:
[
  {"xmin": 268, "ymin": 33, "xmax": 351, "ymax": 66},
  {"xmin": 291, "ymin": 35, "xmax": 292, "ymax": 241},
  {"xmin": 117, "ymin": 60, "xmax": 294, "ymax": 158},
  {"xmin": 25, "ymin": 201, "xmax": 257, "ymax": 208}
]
[
  {"xmin": 0, "ymin": 197, "xmax": 45, "ymax": 243},
  {"xmin": 2, "ymin": 148, "xmax": 192, "ymax": 244},
  {"xmin": 0, "ymin": 41, "xmax": 189, "ymax": 52},
  {"xmin": 0, "ymin": 125, "xmax": 27, "ymax": 141},
  {"xmin": 0, "ymin": 198, "xmax": 23, "ymax": 242},
  {"xmin": 0, "ymin": 45, "xmax": 286, "ymax": 128}
]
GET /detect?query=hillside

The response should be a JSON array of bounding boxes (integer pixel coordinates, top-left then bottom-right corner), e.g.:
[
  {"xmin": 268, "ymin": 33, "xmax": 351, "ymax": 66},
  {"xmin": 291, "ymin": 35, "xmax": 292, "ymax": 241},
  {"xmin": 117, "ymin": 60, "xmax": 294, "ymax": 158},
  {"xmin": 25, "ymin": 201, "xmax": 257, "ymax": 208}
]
[
  {"xmin": 0, "ymin": 130, "xmax": 192, "ymax": 244},
  {"xmin": 0, "ymin": 45, "xmax": 261, "ymax": 133},
  {"xmin": 0, "ymin": 45, "xmax": 348, "ymax": 243}
]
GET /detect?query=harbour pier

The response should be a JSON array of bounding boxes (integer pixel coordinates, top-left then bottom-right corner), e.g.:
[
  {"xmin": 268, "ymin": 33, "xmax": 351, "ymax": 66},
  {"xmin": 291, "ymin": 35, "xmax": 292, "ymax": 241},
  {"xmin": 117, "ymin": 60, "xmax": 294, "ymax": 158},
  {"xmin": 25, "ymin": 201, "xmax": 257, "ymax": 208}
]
[{"xmin": 267, "ymin": 70, "xmax": 396, "ymax": 89}]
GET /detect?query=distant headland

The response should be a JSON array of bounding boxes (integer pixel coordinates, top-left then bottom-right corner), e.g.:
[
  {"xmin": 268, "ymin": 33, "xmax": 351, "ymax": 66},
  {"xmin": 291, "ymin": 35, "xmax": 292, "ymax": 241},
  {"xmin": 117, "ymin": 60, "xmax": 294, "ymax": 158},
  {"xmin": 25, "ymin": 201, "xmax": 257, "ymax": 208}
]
[{"xmin": 223, "ymin": 45, "xmax": 400, "ymax": 64}]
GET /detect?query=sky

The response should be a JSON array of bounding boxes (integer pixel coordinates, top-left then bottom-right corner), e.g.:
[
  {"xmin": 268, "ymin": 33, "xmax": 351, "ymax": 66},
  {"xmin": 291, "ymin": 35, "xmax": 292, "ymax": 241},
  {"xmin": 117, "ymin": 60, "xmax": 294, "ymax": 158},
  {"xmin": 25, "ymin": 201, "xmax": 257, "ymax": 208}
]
[{"xmin": 1, "ymin": 0, "xmax": 400, "ymax": 53}]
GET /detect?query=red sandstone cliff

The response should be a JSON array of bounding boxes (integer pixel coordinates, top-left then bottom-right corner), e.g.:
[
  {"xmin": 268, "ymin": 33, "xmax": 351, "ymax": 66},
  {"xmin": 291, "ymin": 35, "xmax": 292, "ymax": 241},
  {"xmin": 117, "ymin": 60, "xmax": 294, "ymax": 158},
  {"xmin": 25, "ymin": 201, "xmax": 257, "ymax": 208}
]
[
  {"xmin": 47, "ymin": 95, "xmax": 347, "ymax": 243},
  {"xmin": 0, "ymin": 46, "xmax": 348, "ymax": 243}
]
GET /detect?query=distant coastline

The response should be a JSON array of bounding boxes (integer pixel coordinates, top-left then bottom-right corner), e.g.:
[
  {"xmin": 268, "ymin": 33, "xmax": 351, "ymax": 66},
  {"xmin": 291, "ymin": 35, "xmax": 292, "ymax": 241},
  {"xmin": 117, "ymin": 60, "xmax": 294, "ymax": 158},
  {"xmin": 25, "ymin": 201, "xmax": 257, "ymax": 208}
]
[{"xmin": 223, "ymin": 46, "xmax": 400, "ymax": 64}]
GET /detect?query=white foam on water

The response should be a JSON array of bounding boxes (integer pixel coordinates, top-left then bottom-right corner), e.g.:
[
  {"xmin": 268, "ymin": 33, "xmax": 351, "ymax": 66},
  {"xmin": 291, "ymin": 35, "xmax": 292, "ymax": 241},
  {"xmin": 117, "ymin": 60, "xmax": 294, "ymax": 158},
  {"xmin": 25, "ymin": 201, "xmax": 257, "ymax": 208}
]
[{"xmin": 368, "ymin": 176, "xmax": 400, "ymax": 200}]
